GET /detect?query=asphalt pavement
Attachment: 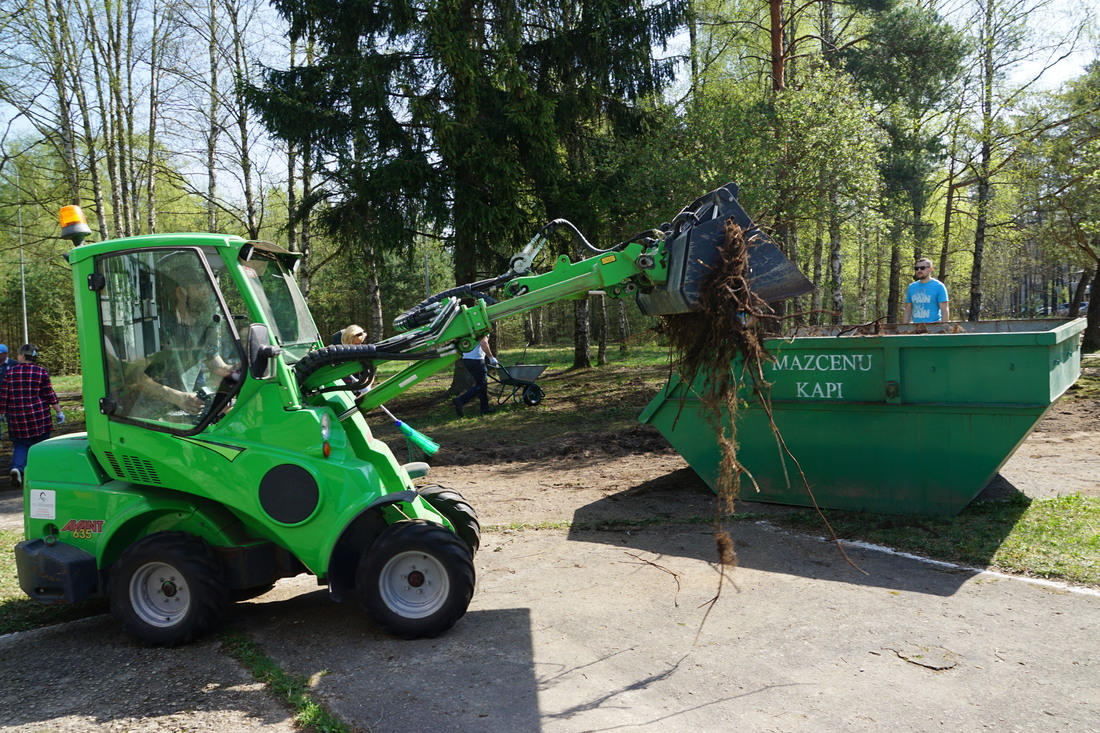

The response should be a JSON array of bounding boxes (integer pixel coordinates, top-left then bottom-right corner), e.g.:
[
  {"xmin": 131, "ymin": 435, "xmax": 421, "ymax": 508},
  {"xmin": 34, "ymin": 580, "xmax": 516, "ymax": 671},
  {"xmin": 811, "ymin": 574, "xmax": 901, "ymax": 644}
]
[{"xmin": 2, "ymin": 502, "xmax": 1098, "ymax": 732}]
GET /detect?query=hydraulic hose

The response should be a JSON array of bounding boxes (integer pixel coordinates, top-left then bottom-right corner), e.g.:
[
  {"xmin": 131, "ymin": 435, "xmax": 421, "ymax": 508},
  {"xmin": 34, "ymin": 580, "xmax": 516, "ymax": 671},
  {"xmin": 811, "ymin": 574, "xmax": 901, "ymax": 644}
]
[{"xmin": 294, "ymin": 343, "xmax": 444, "ymax": 393}]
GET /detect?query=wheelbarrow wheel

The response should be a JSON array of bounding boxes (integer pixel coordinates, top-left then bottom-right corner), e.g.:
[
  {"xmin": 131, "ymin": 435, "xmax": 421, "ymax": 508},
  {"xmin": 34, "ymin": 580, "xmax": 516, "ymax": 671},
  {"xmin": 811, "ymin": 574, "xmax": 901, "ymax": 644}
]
[{"xmin": 522, "ymin": 384, "xmax": 544, "ymax": 406}]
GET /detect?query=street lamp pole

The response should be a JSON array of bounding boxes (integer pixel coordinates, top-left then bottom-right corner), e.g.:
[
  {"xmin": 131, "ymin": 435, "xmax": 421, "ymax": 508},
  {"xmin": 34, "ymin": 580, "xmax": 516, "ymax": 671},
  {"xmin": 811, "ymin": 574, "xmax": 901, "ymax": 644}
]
[{"xmin": 15, "ymin": 166, "xmax": 29, "ymax": 344}]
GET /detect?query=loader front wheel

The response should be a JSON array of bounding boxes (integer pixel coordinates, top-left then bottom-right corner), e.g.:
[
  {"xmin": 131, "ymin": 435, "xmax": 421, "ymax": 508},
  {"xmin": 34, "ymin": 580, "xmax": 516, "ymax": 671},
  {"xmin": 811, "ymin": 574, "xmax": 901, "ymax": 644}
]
[
  {"xmin": 417, "ymin": 485, "xmax": 481, "ymax": 556},
  {"xmin": 109, "ymin": 532, "xmax": 228, "ymax": 647},
  {"xmin": 357, "ymin": 520, "xmax": 474, "ymax": 639},
  {"xmin": 522, "ymin": 384, "xmax": 544, "ymax": 406}
]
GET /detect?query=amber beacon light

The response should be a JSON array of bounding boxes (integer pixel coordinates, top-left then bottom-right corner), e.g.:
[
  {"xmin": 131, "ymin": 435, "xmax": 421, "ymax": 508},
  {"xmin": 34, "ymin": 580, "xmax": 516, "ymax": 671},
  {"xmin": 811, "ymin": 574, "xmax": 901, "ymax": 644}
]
[{"xmin": 59, "ymin": 205, "xmax": 92, "ymax": 245}]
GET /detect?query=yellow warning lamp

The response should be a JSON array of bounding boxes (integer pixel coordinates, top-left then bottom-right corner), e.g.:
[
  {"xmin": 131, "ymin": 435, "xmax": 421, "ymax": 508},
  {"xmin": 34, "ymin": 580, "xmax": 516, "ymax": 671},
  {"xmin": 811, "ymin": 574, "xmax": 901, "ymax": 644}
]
[{"xmin": 60, "ymin": 205, "xmax": 92, "ymax": 245}]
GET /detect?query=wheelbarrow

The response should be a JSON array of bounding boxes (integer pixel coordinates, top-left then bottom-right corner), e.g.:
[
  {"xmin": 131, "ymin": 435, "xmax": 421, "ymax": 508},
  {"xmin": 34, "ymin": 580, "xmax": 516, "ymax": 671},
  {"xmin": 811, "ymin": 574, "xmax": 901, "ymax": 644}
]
[{"xmin": 489, "ymin": 363, "xmax": 548, "ymax": 406}]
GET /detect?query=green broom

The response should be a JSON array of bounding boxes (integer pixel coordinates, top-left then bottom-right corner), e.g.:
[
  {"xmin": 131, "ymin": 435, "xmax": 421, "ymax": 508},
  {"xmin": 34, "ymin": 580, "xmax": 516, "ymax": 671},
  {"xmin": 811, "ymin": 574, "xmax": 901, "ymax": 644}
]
[{"xmin": 378, "ymin": 404, "xmax": 440, "ymax": 456}]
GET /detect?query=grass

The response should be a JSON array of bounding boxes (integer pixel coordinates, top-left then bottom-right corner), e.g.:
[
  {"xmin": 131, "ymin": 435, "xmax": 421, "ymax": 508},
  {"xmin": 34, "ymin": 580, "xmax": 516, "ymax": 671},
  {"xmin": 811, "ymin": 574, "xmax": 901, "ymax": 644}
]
[
  {"xmin": 51, "ymin": 374, "xmax": 83, "ymax": 393},
  {"xmin": 376, "ymin": 344, "xmax": 674, "ymax": 444},
  {"xmin": 765, "ymin": 493, "xmax": 1100, "ymax": 586},
  {"xmin": 220, "ymin": 632, "xmax": 349, "ymax": 733},
  {"xmin": 1064, "ymin": 366, "xmax": 1100, "ymax": 401}
]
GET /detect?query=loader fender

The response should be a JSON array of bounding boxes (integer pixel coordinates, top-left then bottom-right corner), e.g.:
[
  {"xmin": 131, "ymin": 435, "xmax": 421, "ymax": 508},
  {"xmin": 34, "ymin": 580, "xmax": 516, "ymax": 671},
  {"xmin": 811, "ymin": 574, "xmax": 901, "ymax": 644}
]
[
  {"xmin": 97, "ymin": 492, "xmax": 254, "ymax": 571},
  {"xmin": 327, "ymin": 506, "xmax": 389, "ymax": 603},
  {"xmin": 326, "ymin": 490, "xmax": 450, "ymax": 602}
]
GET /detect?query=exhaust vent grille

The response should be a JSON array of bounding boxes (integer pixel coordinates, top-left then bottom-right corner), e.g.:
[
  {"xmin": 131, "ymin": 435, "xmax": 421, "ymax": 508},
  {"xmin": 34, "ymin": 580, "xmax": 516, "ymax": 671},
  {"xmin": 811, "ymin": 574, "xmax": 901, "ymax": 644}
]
[{"xmin": 103, "ymin": 452, "xmax": 163, "ymax": 486}]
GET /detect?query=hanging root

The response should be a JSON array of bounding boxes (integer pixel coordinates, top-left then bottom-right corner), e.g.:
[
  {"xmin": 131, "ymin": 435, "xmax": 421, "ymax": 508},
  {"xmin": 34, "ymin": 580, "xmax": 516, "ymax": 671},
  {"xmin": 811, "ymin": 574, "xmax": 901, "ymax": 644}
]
[
  {"xmin": 663, "ymin": 221, "xmax": 868, "ymax": 581},
  {"xmin": 662, "ymin": 222, "xmax": 776, "ymax": 571}
]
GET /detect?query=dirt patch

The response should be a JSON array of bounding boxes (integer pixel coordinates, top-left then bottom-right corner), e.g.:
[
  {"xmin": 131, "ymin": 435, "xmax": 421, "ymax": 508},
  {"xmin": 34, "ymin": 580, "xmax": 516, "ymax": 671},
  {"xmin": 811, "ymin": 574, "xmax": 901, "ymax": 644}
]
[{"xmin": 432, "ymin": 424, "xmax": 674, "ymax": 466}]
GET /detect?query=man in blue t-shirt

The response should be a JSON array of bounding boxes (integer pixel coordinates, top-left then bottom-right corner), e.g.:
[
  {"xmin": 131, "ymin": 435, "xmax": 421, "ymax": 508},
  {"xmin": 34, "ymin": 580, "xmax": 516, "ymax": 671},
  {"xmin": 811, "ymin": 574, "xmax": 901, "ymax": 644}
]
[{"xmin": 904, "ymin": 258, "xmax": 950, "ymax": 323}]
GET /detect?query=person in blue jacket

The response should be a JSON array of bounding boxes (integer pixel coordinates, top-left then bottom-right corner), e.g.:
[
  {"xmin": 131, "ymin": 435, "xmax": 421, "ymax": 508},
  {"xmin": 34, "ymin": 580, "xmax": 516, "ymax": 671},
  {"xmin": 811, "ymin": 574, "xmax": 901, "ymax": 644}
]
[
  {"xmin": 904, "ymin": 258, "xmax": 950, "ymax": 323},
  {"xmin": 452, "ymin": 335, "xmax": 499, "ymax": 417}
]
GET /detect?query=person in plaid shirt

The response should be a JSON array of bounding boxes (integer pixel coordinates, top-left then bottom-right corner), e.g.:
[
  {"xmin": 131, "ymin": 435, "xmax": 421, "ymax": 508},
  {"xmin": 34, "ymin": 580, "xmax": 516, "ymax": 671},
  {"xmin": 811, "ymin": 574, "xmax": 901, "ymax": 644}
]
[
  {"xmin": 0, "ymin": 344, "xmax": 64, "ymax": 488},
  {"xmin": 0, "ymin": 344, "xmax": 16, "ymax": 441}
]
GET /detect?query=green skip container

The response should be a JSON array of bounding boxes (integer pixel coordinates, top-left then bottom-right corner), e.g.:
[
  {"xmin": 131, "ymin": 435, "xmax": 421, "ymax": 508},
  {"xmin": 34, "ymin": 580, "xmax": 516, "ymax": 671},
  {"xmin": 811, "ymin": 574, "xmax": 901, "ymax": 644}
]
[{"xmin": 639, "ymin": 318, "xmax": 1087, "ymax": 515}]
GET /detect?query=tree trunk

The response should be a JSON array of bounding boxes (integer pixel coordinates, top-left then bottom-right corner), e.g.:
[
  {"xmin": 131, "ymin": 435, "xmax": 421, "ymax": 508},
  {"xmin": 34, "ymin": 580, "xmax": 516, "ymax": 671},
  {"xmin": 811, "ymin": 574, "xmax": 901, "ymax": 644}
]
[
  {"xmin": 62, "ymin": 0, "xmax": 109, "ymax": 236},
  {"xmin": 970, "ymin": 166, "xmax": 990, "ymax": 321},
  {"xmin": 828, "ymin": 193, "xmax": 842, "ymax": 323},
  {"xmin": 124, "ymin": 0, "xmax": 138, "ymax": 235},
  {"xmin": 687, "ymin": 0, "xmax": 699, "ymax": 100},
  {"xmin": 364, "ymin": 242, "xmax": 384, "ymax": 340},
  {"xmin": 286, "ymin": 42, "xmax": 299, "ymax": 254},
  {"xmin": 940, "ymin": 158, "xmax": 961, "ymax": 284},
  {"xmin": 524, "ymin": 309, "xmax": 544, "ymax": 346},
  {"xmin": 83, "ymin": 0, "xmax": 122, "ymax": 237},
  {"xmin": 1070, "ymin": 266, "xmax": 1091, "ymax": 315},
  {"xmin": 858, "ymin": 230, "xmax": 869, "ymax": 321},
  {"xmin": 206, "ymin": 0, "xmax": 219, "ymax": 232},
  {"xmin": 227, "ymin": 0, "xmax": 259, "ymax": 238},
  {"xmin": 296, "ymin": 29, "xmax": 316, "ymax": 298},
  {"xmin": 769, "ymin": 0, "xmax": 785, "ymax": 92},
  {"xmin": 811, "ymin": 220, "xmax": 823, "ymax": 324},
  {"xmin": 617, "ymin": 299, "xmax": 629, "ymax": 354},
  {"xmin": 145, "ymin": 0, "xmax": 163, "ymax": 235},
  {"xmin": 594, "ymin": 293, "xmax": 608, "ymax": 366},
  {"xmin": 887, "ymin": 223, "xmax": 902, "ymax": 323},
  {"xmin": 1083, "ymin": 265, "xmax": 1100, "ymax": 353},
  {"xmin": 572, "ymin": 299, "xmax": 591, "ymax": 369},
  {"xmin": 969, "ymin": 1, "xmax": 995, "ymax": 322},
  {"xmin": 45, "ymin": 0, "xmax": 80, "ymax": 204}
]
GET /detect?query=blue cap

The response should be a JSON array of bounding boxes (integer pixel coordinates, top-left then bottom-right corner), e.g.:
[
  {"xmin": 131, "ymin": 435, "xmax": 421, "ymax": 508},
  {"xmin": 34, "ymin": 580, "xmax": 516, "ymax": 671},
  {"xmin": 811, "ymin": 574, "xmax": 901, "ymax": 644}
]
[{"xmin": 0, "ymin": 344, "xmax": 7, "ymax": 353}]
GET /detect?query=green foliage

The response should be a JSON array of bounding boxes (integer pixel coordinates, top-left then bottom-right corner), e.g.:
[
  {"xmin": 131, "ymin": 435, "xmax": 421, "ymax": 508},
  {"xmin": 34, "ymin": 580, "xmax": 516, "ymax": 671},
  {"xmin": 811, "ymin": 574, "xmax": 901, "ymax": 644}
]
[
  {"xmin": 775, "ymin": 65, "xmax": 884, "ymax": 219},
  {"xmin": 253, "ymin": 0, "xmax": 687, "ymax": 292},
  {"xmin": 0, "ymin": 264, "xmax": 76, "ymax": 373}
]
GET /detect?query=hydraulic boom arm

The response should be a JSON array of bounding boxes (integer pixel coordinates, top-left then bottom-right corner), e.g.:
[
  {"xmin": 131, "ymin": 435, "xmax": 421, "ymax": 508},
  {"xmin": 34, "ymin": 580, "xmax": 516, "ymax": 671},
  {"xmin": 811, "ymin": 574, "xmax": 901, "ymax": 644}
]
[{"xmin": 293, "ymin": 183, "xmax": 813, "ymax": 410}]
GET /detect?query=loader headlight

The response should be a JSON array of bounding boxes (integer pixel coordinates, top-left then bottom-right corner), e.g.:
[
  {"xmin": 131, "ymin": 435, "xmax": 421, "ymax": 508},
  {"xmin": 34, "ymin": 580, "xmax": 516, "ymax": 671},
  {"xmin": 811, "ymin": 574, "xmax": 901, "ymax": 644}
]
[{"xmin": 321, "ymin": 412, "xmax": 332, "ymax": 458}]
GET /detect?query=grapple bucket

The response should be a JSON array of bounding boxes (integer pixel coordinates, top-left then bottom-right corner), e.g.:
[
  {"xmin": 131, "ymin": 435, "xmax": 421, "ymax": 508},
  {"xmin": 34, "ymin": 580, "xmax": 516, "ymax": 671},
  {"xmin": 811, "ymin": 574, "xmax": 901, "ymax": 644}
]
[{"xmin": 636, "ymin": 183, "xmax": 814, "ymax": 317}]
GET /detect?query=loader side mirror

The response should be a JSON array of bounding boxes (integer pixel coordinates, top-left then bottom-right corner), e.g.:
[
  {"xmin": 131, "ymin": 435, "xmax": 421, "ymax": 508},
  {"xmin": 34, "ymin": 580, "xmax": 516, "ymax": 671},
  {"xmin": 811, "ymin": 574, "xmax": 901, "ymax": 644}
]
[{"xmin": 247, "ymin": 323, "xmax": 282, "ymax": 380}]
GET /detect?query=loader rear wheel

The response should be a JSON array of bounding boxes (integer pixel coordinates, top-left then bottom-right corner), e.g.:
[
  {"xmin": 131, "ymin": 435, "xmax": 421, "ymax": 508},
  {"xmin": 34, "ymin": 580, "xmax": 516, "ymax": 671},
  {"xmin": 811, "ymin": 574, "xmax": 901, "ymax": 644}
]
[
  {"xmin": 522, "ymin": 384, "xmax": 544, "ymax": 406},
  {"xmin": 109, "ymin": 532, "xmax": 229, "ymax": 647},
  {"xmin": 357, "ymin": 520, "xmax": 474, "ymax": 639},
  {"xmin": 417, "ymin": 485, "xmax": 481, "ymax": 556}
]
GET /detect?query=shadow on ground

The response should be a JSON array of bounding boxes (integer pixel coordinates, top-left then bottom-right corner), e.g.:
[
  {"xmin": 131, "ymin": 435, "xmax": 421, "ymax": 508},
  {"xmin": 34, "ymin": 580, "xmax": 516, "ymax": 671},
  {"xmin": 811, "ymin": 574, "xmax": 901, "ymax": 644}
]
[
  {"xmin": 236, "ymin": 586, "xmax": 542, "ymax": 733},
  {"xmin": 568, "ymin": 468, "xmax": 1030, "ymax": 598}
]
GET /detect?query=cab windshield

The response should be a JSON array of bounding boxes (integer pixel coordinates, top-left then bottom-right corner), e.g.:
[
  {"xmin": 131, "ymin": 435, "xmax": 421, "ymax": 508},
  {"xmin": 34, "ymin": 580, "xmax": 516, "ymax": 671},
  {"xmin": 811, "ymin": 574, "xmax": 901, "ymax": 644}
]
[{"xmin": 238, "ymin": 249, "xmax": 319, "ymax": 361}]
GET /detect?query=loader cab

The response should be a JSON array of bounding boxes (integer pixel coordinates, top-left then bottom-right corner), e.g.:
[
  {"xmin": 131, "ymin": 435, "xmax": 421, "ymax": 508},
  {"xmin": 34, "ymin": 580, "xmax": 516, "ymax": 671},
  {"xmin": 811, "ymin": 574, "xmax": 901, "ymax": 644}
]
[
  {"xmin": 95, "ymin": 245, "xmax": 247, "ymax": 433},
  {"xmin": 70, "ymin": 234, "xmax": 321, "ymax": 484}
]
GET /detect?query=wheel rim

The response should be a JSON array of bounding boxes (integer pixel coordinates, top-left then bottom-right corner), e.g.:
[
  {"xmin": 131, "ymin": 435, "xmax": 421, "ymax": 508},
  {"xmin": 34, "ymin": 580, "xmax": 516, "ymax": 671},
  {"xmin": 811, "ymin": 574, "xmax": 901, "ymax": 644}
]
[
  {"xmin": 129, "ymin": 561, "xmax": 191, "ymax": 628},
  {"xmin": 377, "ymin": 550, "xmax": 450, "ymax": 619}
]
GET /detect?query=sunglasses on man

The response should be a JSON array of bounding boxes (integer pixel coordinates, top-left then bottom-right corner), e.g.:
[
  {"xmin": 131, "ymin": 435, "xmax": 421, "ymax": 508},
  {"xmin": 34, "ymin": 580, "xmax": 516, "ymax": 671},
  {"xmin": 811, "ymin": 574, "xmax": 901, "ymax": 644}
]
[{"xmin": 915, "ymin": 265, "xmax": 930, "ymax": 271}]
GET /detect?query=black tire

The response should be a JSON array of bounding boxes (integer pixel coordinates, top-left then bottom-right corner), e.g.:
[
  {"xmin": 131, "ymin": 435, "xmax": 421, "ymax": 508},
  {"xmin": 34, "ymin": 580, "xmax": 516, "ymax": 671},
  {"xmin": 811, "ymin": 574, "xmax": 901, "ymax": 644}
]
[
  {"xmin": 108, "ymin": 531, "xmax": 229, "ymax": 647},
  {"xmin": 522, "ymin": 384, "xmax": 544, "ymax": 406},
  {"xmin": 418, "ymin": 485, "xmax": 481, "ymax": 556},
  {"xmin": 356, "ymin": 520, "xmax": 474, "ymax": 639}
]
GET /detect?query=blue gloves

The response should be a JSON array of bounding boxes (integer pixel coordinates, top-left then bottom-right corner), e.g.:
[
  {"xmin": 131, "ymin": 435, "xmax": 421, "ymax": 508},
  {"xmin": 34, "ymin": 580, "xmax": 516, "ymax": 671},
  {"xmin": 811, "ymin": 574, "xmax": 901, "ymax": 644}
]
[
  {"xmin": 488, "ymin": 358, "xmax": 500, "ymax": 368},
  {"xmin": 55, "ymin": 411, "xmax": 65, "ymax": 425}
]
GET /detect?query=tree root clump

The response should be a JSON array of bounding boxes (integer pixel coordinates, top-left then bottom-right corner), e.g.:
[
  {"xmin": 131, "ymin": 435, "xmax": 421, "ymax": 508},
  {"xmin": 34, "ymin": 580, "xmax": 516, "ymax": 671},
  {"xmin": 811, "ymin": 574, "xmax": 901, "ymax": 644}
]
[{"xmin": 662, "ymin": 221, "xmax": 777, "ymax": 569}]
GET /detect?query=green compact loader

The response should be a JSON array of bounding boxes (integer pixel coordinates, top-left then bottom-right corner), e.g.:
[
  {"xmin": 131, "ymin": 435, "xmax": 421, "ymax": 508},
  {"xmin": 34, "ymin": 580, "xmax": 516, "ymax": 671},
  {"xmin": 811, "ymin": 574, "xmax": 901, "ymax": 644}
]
[{"xmin": 14, "ymin": 184, "xmax": 810, "ymax": 646}]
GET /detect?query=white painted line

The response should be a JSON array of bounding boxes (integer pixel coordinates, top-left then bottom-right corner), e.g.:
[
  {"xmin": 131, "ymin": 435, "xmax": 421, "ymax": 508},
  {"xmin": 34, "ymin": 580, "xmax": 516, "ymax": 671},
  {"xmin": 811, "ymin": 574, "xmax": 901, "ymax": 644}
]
[{"xmin": 755, "ymin": 520, "xmax": 1100, "ymax": 597}]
